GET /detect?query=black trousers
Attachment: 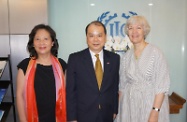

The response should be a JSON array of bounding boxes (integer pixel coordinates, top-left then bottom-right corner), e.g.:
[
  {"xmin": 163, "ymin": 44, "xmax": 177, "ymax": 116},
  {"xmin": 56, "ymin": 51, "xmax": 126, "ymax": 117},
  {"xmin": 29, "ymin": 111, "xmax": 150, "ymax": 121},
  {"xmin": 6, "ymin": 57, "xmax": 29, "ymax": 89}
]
[{"xmin": 96, "ymin": 110, "xmax": 103, "ymax": 122}]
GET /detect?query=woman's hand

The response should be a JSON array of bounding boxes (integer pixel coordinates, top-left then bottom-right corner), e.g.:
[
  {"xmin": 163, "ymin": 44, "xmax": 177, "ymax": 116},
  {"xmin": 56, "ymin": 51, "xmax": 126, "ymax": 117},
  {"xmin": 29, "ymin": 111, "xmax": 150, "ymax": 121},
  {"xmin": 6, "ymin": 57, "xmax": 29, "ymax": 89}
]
[{"xmin": 148, "ymin": 110, "xmax": 159, "ymax": 122}]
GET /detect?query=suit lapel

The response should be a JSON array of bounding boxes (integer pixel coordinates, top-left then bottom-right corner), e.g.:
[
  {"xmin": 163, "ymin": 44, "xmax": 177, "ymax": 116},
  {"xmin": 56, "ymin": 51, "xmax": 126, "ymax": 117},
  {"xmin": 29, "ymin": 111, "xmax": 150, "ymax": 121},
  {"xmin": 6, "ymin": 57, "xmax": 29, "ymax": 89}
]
[
  {"xmin": 100, "ymin": 50, "xmax": 111, "ymax": 91},
  {"xmin": 82, "ymin": 49, "xmax": 99, "ymax": 91}
]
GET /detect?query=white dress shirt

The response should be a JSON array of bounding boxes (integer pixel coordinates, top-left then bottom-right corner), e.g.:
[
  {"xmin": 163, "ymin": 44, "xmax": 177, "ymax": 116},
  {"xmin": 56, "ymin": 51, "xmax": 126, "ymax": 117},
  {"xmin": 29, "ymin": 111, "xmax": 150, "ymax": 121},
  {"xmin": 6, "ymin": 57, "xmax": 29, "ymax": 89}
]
[{"xmin": 89, "ymin": 49, "xmax": 104, "ymax": 71}]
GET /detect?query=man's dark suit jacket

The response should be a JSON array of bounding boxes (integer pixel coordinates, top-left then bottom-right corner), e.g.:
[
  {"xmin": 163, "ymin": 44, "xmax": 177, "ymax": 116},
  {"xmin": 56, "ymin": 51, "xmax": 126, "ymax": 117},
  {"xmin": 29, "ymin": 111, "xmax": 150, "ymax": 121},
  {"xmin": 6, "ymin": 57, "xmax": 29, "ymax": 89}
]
[{"xmin": 66, "ymin": 48, "xmax": 120, "ymax": 122}]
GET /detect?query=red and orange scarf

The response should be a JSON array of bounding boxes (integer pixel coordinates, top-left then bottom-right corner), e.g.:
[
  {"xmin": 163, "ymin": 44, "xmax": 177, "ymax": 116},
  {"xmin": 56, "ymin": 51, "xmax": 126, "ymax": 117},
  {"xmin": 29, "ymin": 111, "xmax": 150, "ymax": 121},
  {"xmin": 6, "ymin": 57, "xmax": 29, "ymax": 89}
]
[{"xmin": 24, "ymin": 56, "xmax": 66, "ymax": 122}]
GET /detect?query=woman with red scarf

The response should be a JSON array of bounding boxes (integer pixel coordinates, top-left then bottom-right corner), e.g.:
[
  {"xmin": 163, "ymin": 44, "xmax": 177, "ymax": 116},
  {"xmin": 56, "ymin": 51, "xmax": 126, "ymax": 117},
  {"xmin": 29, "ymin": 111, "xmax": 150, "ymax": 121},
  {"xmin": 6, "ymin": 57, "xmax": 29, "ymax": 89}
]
[{"xmin": 16, "ymin": 24, "xmax": 67, "ymax": 122}]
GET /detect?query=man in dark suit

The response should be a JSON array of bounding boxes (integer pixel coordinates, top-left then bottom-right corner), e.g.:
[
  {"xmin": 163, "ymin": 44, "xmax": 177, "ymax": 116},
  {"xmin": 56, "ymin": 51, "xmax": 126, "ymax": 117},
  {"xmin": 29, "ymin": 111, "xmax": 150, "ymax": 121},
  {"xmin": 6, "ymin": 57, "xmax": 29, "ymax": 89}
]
[{"xmin": 66, "ymin": 21, "xmax": 120, "ymax": 122}]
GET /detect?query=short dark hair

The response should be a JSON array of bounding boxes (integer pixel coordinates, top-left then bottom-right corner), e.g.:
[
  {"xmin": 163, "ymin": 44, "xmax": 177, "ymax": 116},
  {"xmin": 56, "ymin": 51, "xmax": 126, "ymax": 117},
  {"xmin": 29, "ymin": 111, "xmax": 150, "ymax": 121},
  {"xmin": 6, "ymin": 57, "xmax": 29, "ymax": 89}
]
[
  {"xmin": 27, "ymin": 24, "xmax": 59, "ymax": 59},
  {"xmin": 85, "ymin": 20, "xmax": 107, "ymax": 35}
]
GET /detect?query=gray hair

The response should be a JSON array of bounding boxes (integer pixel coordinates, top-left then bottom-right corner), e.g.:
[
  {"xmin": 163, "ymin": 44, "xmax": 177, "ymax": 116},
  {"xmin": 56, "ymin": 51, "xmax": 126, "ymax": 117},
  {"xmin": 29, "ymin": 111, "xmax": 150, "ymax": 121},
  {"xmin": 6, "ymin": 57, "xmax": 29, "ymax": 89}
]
[{"xmin": 124, "ymin": 15, "xmax": 150, "ymax": 39}]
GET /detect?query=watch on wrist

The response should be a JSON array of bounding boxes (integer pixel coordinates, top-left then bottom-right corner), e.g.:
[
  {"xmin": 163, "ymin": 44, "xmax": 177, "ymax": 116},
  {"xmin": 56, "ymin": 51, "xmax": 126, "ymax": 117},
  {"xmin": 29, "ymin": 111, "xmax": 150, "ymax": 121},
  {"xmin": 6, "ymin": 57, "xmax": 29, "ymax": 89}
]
[{"xmin": 152, "ymin": 107, "xmax": 160, "ymax": 112}]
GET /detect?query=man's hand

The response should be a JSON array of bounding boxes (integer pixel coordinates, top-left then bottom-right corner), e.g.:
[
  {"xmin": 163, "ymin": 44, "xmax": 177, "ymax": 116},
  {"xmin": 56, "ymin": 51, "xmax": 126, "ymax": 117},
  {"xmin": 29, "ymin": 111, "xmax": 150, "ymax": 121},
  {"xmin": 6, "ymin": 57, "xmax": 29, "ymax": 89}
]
[{"xmin": 113, "ymin": 114, "xmax": 117, "ymax": 120}]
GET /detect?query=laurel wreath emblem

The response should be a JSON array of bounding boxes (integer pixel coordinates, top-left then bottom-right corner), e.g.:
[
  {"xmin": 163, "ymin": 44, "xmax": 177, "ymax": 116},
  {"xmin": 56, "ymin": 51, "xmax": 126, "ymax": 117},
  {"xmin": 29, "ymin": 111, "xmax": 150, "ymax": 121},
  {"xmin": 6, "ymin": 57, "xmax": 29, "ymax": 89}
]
[{"xmin": 97, "ymin": 11, "xmax": 137, "ymax": 25}]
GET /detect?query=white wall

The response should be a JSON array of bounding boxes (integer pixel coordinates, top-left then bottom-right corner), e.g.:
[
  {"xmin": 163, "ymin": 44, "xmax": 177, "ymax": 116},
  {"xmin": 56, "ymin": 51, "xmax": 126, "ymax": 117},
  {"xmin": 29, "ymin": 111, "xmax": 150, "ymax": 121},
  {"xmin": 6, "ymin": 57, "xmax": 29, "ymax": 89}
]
[
  {"xmin": 0, "ymin": 0, "xmax": 48, "ymax": 95},
  {"xmin": 48, "ymin": 0, "xmax": 187, "ymax": 122}
]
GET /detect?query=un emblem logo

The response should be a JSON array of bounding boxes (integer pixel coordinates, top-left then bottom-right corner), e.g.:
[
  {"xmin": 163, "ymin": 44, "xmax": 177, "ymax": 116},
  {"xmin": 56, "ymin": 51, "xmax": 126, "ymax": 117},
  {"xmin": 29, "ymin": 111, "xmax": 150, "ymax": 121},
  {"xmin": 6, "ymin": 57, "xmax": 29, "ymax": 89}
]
[{"xmin": 97, "ymin": 11, "xmax": 137, "ymax": 54}]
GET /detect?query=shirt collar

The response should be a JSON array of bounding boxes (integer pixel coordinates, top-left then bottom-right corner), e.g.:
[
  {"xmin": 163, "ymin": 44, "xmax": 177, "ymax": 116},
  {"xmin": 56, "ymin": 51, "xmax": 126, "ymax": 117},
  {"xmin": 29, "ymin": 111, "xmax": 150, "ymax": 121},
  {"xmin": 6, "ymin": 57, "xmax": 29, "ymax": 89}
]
[{"xmin": 89, "ymin": 49, "xmax": 104, "ymax": 59}]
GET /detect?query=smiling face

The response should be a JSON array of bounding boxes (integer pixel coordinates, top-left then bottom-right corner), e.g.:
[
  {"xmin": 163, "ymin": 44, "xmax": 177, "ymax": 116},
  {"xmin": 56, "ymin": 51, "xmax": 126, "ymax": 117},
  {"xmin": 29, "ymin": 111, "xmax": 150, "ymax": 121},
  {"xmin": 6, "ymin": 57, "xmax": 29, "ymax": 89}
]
[
  {"xmin": 86, "ymin": 24, "xmax": 106, "ymax": 54},
  {"xmin": 125, "ymin": 16, "xmax": 151, "ymax": 45},
  {"xmin": 128, "ymin": 24, "xmax": 145, "ymax": 45},
  {"xmin": 33, "ymin": 29, "xmax": 54, "ymax": 56}
]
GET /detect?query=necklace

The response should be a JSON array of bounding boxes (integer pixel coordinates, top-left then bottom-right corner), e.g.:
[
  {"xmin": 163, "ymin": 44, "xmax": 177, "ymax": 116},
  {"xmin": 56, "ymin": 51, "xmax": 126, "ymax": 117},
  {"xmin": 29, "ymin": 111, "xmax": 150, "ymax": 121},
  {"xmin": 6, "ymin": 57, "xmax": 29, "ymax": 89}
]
[
  {"xmin": 134, "ymin": 42, "xmax": 147, "ymax": 60},
  {"xmin": 135, "ymin": 55, "xmax": 138, "ymax": 60}
]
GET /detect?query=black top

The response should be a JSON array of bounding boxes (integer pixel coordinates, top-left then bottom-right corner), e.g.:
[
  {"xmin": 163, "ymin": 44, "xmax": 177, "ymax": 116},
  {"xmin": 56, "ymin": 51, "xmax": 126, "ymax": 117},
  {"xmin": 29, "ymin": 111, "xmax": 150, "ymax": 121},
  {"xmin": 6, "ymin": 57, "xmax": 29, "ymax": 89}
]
[{"xmin": 17, "ymin": 58, "xmax": 67, "ymax": 122}]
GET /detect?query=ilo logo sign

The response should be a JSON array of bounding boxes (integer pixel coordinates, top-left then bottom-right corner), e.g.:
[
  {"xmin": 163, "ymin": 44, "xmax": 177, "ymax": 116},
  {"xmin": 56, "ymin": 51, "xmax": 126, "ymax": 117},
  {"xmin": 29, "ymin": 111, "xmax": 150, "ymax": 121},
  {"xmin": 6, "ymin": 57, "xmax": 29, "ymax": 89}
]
[
  {"xmin": 97, "ymin": 11, "xmax": 137, "ymax": 37},
  {"xmin": 97, "ymin": 11, "xmax": 137, "ymax": 53}
]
